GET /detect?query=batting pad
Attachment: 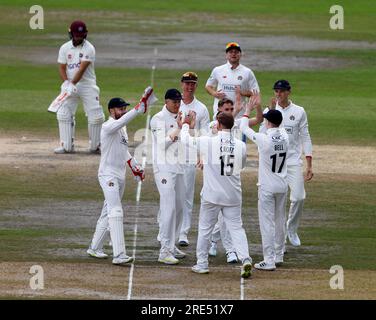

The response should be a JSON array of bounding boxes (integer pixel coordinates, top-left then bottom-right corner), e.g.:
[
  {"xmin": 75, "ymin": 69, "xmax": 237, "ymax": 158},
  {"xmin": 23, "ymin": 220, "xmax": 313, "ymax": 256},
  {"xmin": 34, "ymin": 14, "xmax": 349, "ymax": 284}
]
[{"xmin": 57, "ymin": 119, "xmax": 74, "ymax": 151}]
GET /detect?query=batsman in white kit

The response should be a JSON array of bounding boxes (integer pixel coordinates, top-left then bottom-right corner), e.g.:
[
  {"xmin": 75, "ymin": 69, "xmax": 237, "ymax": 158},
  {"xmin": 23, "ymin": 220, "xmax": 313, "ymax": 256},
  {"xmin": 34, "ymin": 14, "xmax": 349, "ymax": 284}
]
[
  {"xmin": 51, "ymin": 20, "xmax": 105, "ymax": 154},
  {"xmin": 240, "ymin": 94, "xmax": 289, "ymax": 270},
  {"xmin": 87, "ymin": 88, "xmax": 153, "ymax": 265},
  {"xmin": 180, "ymin": 112, "xmax": 253, "ymax": 278}
]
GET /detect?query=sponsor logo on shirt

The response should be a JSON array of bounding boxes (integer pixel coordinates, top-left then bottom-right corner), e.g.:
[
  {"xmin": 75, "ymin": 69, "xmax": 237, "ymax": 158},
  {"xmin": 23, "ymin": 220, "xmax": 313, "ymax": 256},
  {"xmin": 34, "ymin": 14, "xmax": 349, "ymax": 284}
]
[
  {"xmin": 79, "ymin": 53, "xmax": 83, "ymax": 58},
  {"xmin": 108, "ymin": 182, "xmax": 114, "ymax": 187},
  {"xmin": 222, "ymin": 84, "xmax": 237, "ymax": 92},
  {"xmin": 285, "ymin": 126, "xmax": 293, "ymax": 134},
  {"xmin": 223, "ymin": 75, "xmax": 227, "ymax": 78},
  {"xmin": 290, "ymin": 115, "xmax": 295, "ymax": 121},
  {"xmin": 68, "ymin": 62, "xmax": 81, "ymax": 70},
  {"xmin": 238, "ymin": 76, "xmax": 243, "ymax": 80},
  {"xmin": 68, "ymin": 54, "xmax": 72, "ymax": 60},
  {"xmin": 161, "ymin": 178, "xmax": 167, "ymax": 184},
  {"xmin": 85, "ymin": 55, "xmax": 89, "ymax": 59},
  {"xmin": 120, "ymin": 135, "xmax": 128, "ymax": 145}
]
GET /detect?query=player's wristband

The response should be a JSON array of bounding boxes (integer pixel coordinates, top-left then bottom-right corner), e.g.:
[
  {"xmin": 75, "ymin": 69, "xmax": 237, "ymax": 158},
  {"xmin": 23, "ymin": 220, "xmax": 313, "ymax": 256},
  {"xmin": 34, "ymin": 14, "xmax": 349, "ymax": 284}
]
[{"xmin": 242, "ymin": 115, "xmax": 249, "ymax": 118}]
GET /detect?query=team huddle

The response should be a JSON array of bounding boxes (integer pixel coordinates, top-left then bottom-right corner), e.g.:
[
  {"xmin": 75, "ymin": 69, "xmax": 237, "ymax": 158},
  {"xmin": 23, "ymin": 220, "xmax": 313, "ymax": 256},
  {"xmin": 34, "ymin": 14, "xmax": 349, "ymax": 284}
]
[{"xmin": 54, "ymin": 21, "xmax": 313, "ymax": 279}]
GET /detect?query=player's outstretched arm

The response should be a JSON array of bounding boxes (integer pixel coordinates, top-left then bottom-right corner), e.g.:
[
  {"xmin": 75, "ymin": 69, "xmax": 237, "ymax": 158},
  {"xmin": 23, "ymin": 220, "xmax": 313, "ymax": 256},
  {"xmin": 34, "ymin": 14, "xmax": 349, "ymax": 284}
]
[{"xmin": 104, "ymin": 87, "xmax": 154, "ymax": 134}]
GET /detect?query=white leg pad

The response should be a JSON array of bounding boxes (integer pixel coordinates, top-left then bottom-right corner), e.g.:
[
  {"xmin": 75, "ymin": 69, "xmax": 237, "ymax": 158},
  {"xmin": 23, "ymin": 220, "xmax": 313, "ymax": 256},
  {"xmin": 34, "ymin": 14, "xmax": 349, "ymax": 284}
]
[
  {"xmin": 108, "ymin": 207, "xmax": 126, "ymax": 258},
  {"xmin": 88, "ymin": 108, "xmax": 104, "ymax": 151}
]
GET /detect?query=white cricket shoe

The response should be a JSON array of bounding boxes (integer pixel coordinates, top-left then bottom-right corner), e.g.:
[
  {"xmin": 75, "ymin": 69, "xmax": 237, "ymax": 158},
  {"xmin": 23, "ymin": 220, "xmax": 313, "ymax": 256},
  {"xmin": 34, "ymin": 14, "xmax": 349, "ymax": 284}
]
[
  {"xmin": 54, "ymin": 146, "xmax": 75, "ymax": 154},
  {"xmin": 87, "ymin": 248, "xmax": 108, "ymax": 259},
  {"xmin": 208, "ymin": 242, "xmax": 217, "ymax": 257},
  {"xmin": 254, "ymin": 261, "xmax": 276, "ymax": 271},
  {"xmin": 112, "ymin": 255, "xmax": 134, "ymax": 265},
  {"xmin": 288, "ymin": 232, "xmax": 301, "ymax": 246},
  {"xmin": 226, "ymin": 251, "xmax": 238, "ymax": 264},
  {"xmin": 158, "ymin": 252, "xmax": 179, "ymax": 265},
  {"xmin": 241, "ymin": 259, "xmax": 252, "ymax": 279},
  {"xmin": 192, "ymin": 264, "xmax": 209, "ymax": 274},
  {"xmin": 174, "ymin": 246, "xmax": 186, "ymax": 259},
  {"xmin": 178, "ymin": 235, "xmax": 189, "ymax": 247}
]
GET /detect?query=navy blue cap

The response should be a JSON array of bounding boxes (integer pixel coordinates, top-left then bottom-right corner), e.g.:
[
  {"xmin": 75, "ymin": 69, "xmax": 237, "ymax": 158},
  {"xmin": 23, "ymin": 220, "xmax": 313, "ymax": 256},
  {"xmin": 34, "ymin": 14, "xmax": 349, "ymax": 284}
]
[
  {"xmin": 273, "ymin": 79, "xmax": 291, "ymax": 91},
  {"xmin": 263, "ymin": 109, "xmax": 283, "ymax": 126},
  {"xmin": 165, "ymin": 88, "xmax": 182, "ymax": 100},
  {"xmin": 108, "ymin": 97, "xmax": 130, "ymax": 109}
]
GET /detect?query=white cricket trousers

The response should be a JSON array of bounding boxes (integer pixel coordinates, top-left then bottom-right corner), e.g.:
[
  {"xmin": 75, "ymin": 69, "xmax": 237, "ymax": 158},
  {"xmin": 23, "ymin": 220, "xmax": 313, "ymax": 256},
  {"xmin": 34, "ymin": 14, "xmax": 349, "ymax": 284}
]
[
  {"xmin": 286, "ymin": 165, "xmax": 306, "ymax": 234},
  {"xmin": 154, "ymin": 171, "xmax": 185, "ymax": 255},
  {"xmin": 258, "ymin": 187, "xmax": 287, "ymax": 265},
  {"xmin": 179, "ymin": 164, "xmax": 196, "ymax": 239},
  {"xmin": 196, "ymin": 198, "xmax": 251, "ymax": 267},
  {"xmin": 90, "ymin": 176, "xmax": 127, "ymax": 258},
  {"xmin": 210, "ymin": 212, "xmax": 235, "ymax": 254}
]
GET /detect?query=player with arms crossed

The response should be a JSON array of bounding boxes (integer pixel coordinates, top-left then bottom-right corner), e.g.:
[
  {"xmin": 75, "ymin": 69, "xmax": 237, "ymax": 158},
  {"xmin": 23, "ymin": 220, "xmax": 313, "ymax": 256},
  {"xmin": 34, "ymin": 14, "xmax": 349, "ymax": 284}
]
[
  {"xmin": 87, "ymin": 88, "xmax": 152, "ymax": 265},
  {"xmin": 261, "ymin": 80, "xmax": 313, "ymax": 246},
  {"xmin": 180, "ymin": 112, "xmax": 253, "ymax": 278},
  {"xmin": 241, "ymin": 94, "xmax": 289, "ymax": 270},
  {"xmin": 54, "ymin": 20, "xmax": 104, "ymax": 154}
]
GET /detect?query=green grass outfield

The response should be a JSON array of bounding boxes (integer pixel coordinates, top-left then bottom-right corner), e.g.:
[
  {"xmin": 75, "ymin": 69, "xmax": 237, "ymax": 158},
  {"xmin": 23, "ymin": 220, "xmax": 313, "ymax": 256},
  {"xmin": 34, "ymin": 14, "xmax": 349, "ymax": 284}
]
[
  {"xmin": 0, "ymin": 1, "xmax": 375, "ymax": 298},
  {"xmin": 1, "ymin": 63, "xmax": 375, "ymax": 146}
]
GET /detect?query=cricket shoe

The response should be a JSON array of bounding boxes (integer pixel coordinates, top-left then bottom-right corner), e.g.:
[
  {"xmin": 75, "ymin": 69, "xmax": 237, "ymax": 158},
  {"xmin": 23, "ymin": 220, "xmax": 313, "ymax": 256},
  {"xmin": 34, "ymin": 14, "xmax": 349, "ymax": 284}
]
[
  {"xmin": 275, "ymin": 257, "xmax": 284, "ymax": 267},
  {"xmin": 226, "ymin": 251, "xmax": 238, "ymax": 264},
  {"xmin": 87, "ymin": 248, "xmax": 108, "ymax": 259},
  {"xmin": 241, "ymin": 259, "xmax": 252, "ymax": 279},
  {"xmin": 158, "ymin": 252, "xmax": 179, "ymax": 265},
  {"xmin": 178, "ymin": 235, "xmax": 189, "ymax": 247},
  {"xmin": 192, "ymin": 264, "xmax": 209, "ymax": 274},
  {"xmin": 112, "ymin": 254, "xmax": 134, "ymax": 265},
  {"xmin": 254, "ymin": 261, "xmax": 276, "ymax": 271},
  {"xmin": 89, "ymin": 147, "xmax": 101, "ymax": 154},
  {"xmin": 174, "ymin": 246, "xmax": 186, "ymax": 259},
  {"xmin": 208, "ymin": 242, "xmax": 217, "ymax": 257},
  {"xmin": 54, "ymin": 146, "xmax": 75, "ymax": 154},
  {"xmin": 287, "ymin": 232, "xmax": 301, "ymax": 247}
]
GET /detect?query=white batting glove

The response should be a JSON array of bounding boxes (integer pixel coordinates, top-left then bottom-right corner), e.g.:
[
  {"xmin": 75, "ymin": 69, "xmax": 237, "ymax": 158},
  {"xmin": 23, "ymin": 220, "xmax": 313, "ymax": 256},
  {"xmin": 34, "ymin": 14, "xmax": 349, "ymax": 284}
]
[
  {"xmin": 127, "ymin": 157, "xmax": 145, "ymax": 182},
  {"xmin": 60, "ymin": 80, "xmax": 70, "ymax": 91},
  {"xmin": 66, "ymin": 82, "xmax": 77, "ymax": 95}
]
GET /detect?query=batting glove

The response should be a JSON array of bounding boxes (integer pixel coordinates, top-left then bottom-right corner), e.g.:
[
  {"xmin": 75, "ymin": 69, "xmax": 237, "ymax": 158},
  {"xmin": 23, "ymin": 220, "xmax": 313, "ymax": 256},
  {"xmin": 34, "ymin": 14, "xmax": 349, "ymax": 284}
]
[
  {"xmin": 127, "ymin": 157, "xmax": 145, "ymax": 182},
  {"xmin": 135, "ymin": 87, "xmax": 154, "ymax": 114}
]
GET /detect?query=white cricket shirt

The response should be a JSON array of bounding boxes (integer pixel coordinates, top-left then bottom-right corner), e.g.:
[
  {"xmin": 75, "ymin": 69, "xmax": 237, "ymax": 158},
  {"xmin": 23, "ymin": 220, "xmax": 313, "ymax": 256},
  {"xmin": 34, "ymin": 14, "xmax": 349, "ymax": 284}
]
[
  {"xmin": 241, "ymin": 118, "xmax": 289, "ymax": 193},
  {"xmin": 260, "ymin": 101, "xmax": 313, "ymax": 166},
  {"xmin": 181, "ymin": 124, "xmax": 246, "ymax": 206},
  {"xmin": 206, "ymin": 61, "xmax": 259, "ymax": 119},
  {"xmin": 150, "ymin": 106, "xmax": 185, "ymax": 174},
  {"xmin": 57, "ymin": 39, "xmax": 96, "ymax": 85},
  {"xmin": 98, "ymin": 109, "xmax": 139, "ymax": 180}
]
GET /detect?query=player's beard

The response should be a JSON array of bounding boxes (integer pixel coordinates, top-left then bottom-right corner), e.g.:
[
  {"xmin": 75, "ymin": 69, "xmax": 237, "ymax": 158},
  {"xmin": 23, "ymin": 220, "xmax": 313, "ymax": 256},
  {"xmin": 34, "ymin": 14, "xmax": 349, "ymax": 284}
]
[{"xmin": 72, "ymin": 38, "xmax": 84, "ymax": 46}]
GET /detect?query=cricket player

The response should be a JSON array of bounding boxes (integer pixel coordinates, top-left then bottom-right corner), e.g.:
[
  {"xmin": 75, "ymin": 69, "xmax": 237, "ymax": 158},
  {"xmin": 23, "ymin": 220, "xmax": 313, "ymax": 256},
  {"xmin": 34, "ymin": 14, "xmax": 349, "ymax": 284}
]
[
  {"xmin": 260, "ymin": 80, "xmax": 313, "ymax": 246},
  {"xmin": 205, "ymin": 42, "xmax": 260, "ymax": 120},
  {"xmin": 150, "ymin": 89, "xmax": 187, "ymax": 265},
  {"xmin": 178, "ymin": 71, "xmax": 210, "ymax": 247},
  {"xmin": 179, "ymin": 112, "xmax": 253, "ymax": 278},
  {"xmin": 54, "ymin": 20, "xmax": 105, "ymax": 154},
  {"xmin": 240, "ymin": 94, "xmax": 289, "ymax": 270},
  {"xmin": 208, "ymin": 95, "xmax": 263, "ymax": 263},
  {"xmin": 87, "ymin": 89, "xmax": 152, "ymax": 265}
]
